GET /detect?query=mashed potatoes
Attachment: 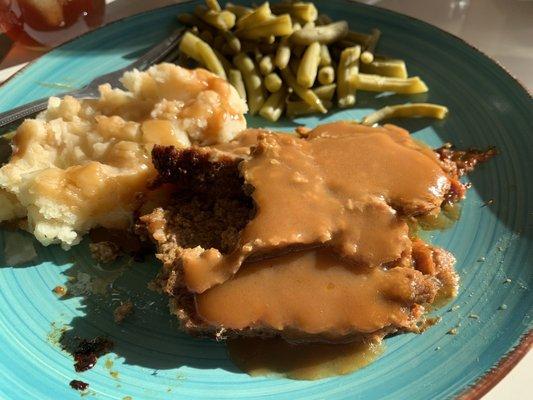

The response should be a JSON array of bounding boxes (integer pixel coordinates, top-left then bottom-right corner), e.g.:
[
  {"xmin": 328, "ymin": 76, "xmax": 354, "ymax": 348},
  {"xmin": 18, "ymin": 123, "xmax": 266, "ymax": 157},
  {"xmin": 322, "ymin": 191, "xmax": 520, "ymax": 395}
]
[{"xmin": 0, "ymin": 63, "xmax": 247, "ymax": 248}]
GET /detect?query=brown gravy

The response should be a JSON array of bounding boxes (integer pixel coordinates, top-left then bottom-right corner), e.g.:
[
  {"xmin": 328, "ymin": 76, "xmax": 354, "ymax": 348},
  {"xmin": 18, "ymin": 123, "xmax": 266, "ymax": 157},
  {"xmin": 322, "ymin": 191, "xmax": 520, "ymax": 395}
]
[
  {"xmin": 181, "ymin": 122, "xmax": 450, "ymax": 294},
  {"xmin": 196, "ymin": 248, "xmax": 435, "ymax": 337},
  {"xmin": 227, "ymin": 337, "xmax": 383, "ymax": 380}
]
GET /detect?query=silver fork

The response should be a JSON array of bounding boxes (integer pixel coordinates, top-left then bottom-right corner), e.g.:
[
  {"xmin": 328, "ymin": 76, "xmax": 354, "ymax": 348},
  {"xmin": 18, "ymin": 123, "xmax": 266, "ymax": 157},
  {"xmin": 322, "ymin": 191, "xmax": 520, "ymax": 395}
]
[{"xmin": 0, "ymin": 28, "xmax": 185, "ymax": 131}]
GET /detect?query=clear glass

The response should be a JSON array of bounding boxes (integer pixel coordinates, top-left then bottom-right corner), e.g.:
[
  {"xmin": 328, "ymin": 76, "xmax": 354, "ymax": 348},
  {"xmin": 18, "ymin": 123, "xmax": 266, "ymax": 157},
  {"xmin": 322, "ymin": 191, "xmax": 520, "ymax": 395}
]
[{"xmin": 0, "ymin": 0, "xmax": 105, "ymax": 49}]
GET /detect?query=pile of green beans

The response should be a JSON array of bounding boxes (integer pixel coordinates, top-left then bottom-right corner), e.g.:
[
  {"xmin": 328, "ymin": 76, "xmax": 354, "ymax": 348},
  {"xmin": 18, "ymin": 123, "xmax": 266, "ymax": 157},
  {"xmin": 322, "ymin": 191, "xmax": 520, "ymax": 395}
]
[{"xmin": 177, "ymin": 0, "xmax": 433, "ymax": 122}]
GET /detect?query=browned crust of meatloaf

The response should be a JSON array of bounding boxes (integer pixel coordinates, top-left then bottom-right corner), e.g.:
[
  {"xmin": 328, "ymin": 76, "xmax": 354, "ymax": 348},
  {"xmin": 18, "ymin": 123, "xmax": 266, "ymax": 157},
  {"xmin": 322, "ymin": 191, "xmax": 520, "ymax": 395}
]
[
  {"xmin": 149, "ymin": 145, "xmax": 254, "ymax": 253},
  {"xmin": 436, "ymin": 144, "xmax": 496, "ymax": 177},
  {"xmin": 150, "ymin": 145, "xmax": 247, "ymax": 196},
  {"xmin": 436, "ymin": 144, "xmax": 497, "ymax": 203},
  {"xmin": 135, "ymin": 145, "xmax": 255, "ymax": 298}
]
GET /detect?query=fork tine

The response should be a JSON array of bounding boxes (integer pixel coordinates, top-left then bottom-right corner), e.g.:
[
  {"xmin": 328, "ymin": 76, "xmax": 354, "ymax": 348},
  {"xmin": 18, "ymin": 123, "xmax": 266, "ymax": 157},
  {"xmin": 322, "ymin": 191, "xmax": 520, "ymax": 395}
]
[
  {"xmin": 1, "ymin": 28, "xmax": 186, "ymax": 130},
  {"xmin": 127, "ymin": 28, "xmax": 185, "ymax": 71},
  {"xmin": 167, "ymin": 51, "xmax": 196, "ymax": 69}
]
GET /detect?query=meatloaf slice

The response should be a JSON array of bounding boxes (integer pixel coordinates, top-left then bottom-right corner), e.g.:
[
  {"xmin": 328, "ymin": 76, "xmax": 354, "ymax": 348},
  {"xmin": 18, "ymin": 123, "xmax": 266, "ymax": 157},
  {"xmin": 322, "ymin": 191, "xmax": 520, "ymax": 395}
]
[
  {"xmin": 144, "ymin": 123, "xmax": 455, "ymax": 297},
  {"xmin": 164, "ymin": 246, "xmax": 453, "ymax": 343},
  {"xmin": 138, "ymin": 126, "xmax": 461, "ymax": 343}
]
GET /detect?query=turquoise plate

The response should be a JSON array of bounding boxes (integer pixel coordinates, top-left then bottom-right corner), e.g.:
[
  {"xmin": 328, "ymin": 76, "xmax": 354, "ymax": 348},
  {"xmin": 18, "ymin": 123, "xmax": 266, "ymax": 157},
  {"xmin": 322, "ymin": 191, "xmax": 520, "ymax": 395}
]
[{"xmin": 0, "ymin": 1, "xmax": 531, "ymax": 399}]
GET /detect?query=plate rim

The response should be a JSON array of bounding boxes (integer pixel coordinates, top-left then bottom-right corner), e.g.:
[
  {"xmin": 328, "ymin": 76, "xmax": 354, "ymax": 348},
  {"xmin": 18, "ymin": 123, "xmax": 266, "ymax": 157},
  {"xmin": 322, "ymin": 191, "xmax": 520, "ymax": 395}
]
[
  {"xmin": 0, "ymin": 1, "xmax": 531, "ymax": 398},
  {"xmin": 457, "ymin": 331, "xmax": 532, "ymax": 400}
]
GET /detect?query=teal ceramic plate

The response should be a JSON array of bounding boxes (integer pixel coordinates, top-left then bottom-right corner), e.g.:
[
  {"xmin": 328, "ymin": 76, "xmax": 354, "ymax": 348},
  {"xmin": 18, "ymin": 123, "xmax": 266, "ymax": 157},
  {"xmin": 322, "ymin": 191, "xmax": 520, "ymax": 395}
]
[{"xmin": 0, "ymin": 1, "xmax": 531, "ymax": 399}]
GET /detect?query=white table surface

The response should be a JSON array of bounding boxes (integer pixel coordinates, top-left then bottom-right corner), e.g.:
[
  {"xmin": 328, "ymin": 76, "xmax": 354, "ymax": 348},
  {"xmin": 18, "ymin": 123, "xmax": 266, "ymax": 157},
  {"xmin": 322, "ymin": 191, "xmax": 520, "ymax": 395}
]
[{"xmin": 0, "ymin": 1, "xmax": 530, "ymax": 398}]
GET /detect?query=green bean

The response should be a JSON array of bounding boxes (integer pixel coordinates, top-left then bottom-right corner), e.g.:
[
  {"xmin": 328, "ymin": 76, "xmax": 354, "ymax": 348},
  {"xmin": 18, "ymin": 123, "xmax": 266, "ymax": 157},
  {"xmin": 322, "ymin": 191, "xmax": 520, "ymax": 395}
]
[
  {"xmin": 179, "ymin": 31, "xmax": 227, "ymax": 79},
  {"xmin": 180, "ymin": 31, "xmax": 209, "ymax": 64},
  {"xmin": 361, "ymin": 28, "xmax": 381, "ymax": 64},
  {"xmin": 360, "ymin": 52, "xmax": 373, "ymax": 64},
  {"xmin": 205, "ymin": 0, "xmax": 221, "ymax": 12},
  {"xmin": 360, "ymin": 59, "xmax": 408, "ymax": 79},
  {"xmin": 196, "ymin": 41, "xmax": 227, "ymax": 79},
  {"xmin": 228, "ymin": 69, "xmax": 247, "ymax": 101},
  {"xmin": 281, "ymin": 68, "xmax": 327, "ymax": 113},
  {"xmin": 195, "ymin": 5, "xmax": 236, "ymax": 31},
  {"xmin": 337, "ymin": 45, "xmax": 361, "ymax": 108},
  {"xmin": 286, "ymin": 99, "xmax": 333, "ymax": 117},
  {"xmin": 274, "ymin": 21, "xmax": 302, "ymax": 70},
  {"xmin": 177, "ymin": 3, "xmax": 442, "ymax": 121},
  {"xmin": 361, "ymin": 103, "xmax": 449, "ymax": 126},
  {"xmin": 270, "ymin": 2, "xmax": 318, "ymax": 23},
  {"xmin": 290, "ymin": 21, "xmax": 348, "ymax": 45},
  {"xmin": 259, "ymin": 55, "xmax": 274, "ymax": 76},
  {"xmin": 319, "ymin": 44, "xmax": 331, "ymax": 66},
  {"xmin": 265, "ymin": 72, "xmax": 283, "ymax": 93},
  {"xmin": 297, "ymin": 42, "xmax": 321, "ymax": 88},
  {"xmin": 275, "ymin": 35, "xmax": 291, "ymax": 69},
  {"xmin": 233, "ymin": 53, "xmax": 266, "ymax": 114},
  {"xmin": 236, "ymin": 14, "xmax": 293, "ymax": 39},
  {"xmin": 259, "ymin": 86, "xmax": 287, "ymax": 122},
  {"xmin": 254, "ymin": 47, "xmax": 263, "ymax": 62},
  {"xmin": 189, "ymin": 26, "xmax": 200, "ymax": 36},
  {"xmin": 263, "ymin": 35, "xmax": 276, "ymax": 44},
  {"xmin": 284, "ymin": 84, "xmax": 335, "ymax": 102},
  {"xmin": 352, "ymin": 74, "xmax": 428, "ymax": 94},
  {"xmin": 345, "ymin": 31, "xmax": 371, "ymax": 45},
  {"xmin": 216, "ymin": 10, "xmax": 237, "ymax": 30},
  {"xmin": 225, "ymin": 3, "xmax": 252, "ymax": 18},
  {"xmin": 318, "ymin": 66, "xmax": 335, "ymax": 85},
  {"xmin": 236, "ymin": 2, "xmax": 271, "ymax": 30},
  {"xmin": 313, "ymin": 83, "xmax": 337, "ymax": 101},
  {"xmin": 177, "ymin": 13, "xmax": 213, "ymax": 32},
  {"xmin": 222, "ymin": 30, "xmax": 241, "ymax": 53}
]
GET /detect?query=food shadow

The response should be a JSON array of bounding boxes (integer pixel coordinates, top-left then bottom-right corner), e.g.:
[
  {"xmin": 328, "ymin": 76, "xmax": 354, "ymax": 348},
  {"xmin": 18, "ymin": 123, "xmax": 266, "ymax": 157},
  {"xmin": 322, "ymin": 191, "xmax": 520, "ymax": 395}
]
[
  {"xmin": 59, "ymin": 240, "xmax": 240, "ymax": 373},
  {"xmin": 0, "ymin": 233, "xmax": 240, "ymax": 374}
]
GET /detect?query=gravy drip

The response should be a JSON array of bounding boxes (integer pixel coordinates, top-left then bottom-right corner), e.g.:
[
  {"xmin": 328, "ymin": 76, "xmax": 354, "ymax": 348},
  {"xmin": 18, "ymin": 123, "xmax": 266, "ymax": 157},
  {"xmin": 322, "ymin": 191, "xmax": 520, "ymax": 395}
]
[{"xmin": 227, "ymin": 336, "xmax": 384, "ymax": 380}]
